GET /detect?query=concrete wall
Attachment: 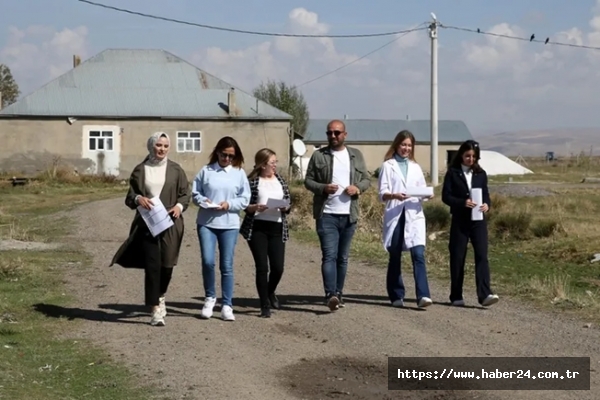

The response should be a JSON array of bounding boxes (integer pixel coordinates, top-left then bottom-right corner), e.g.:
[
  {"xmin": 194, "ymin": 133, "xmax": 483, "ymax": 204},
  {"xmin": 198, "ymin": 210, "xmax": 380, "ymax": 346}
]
[
  {"xmin": 0, "ymin": 118, "xmax": 291, "ymax": 179},
  {"xmin": 301, "ymin": 142, "xmax": 461, "ymax": 175}
]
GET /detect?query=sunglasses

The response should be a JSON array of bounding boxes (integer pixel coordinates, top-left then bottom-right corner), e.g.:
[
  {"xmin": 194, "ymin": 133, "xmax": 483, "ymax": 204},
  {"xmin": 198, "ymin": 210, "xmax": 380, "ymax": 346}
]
[
  {"xmin": 326, "ymin": 130, "xmax": 343, "ymax": 136},
  {"xmin": 219, "ymin": 152, "xmax": 235, "ymax": 160},
  {"xmin": 466, "ymin": 140, "xmax": 479, "ymax": 148}
]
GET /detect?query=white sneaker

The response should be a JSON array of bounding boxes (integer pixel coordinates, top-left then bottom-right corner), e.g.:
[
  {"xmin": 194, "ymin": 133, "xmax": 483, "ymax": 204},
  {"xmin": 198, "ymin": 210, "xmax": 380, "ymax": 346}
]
[
  {"xmin": 150, "ymin": 310, "xmax": 165, "ymax": 326},
  {"xmin": 158, "ymin": 296, "xmax": 167, "ymax": 318},
  {"xmin": 481, "ymin": 294, "xmax": 499, "ymax": 307},
  {"xmin": 392, "ymin": 299, "xmax": 404, "ymax": 308},
  {"xmin": 326, "ymin": 295, "xmax": 340, "ymax": 312},
  {"xmin": 451, "ymin": 300, "xmax": 465, "ymax": 306},
  {"xmin": 221, "ymin": 305, "xmax": 235, "ymax": 321},
  {"xmin": 418, "ymin": 297, "xmax": 433, "ymax": 308},
  {"xmin": 200, "ymin": 297, "xmax": 217, "ymax": 319}
]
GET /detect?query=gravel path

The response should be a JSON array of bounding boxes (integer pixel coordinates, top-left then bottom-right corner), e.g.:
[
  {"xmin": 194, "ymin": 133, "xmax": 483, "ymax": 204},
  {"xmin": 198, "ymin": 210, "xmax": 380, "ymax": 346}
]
[
  {"xmin": 50, "ymin": 198, "xmax": 599, "ymax": 399},
  {"xmin": 489, "ymin": 184, "xmax": 555, "ymax": 197}
]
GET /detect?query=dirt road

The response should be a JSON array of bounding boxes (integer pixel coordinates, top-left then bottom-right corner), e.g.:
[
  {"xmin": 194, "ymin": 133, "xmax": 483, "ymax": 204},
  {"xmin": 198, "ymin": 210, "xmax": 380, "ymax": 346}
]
[{"xmin": 49, "ymin": 198, "xmax": 598, "ymax": 399}]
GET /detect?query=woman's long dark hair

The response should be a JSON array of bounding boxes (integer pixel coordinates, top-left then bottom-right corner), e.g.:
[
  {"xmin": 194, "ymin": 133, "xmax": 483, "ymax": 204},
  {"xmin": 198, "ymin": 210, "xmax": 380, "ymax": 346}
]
[
  {"xmin": 208, "ymin": 136, "xmax": 244, "ymax": 168},
  {"xmin": 450, "ymin": 140, "xmax": 482, "ymax": 173}
]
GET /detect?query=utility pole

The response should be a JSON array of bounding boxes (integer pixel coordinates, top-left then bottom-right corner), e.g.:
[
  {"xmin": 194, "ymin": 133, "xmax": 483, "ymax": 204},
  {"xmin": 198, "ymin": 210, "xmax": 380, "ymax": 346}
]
[{"xmin": 429, "ymin": 13, "xmax": 439, "ymax": 185}]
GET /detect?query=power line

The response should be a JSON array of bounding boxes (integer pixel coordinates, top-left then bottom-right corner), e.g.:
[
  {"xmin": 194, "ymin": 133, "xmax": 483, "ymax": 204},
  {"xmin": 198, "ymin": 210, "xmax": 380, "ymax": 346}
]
[
  {"xmin": 75, "ymin": 0, "xmax": 419, "ymax": 38},
  {"xmin": 297, "ymin": 24, "xmax": 429, "ymax": 87},
  {"xmin": 441, "ymin": 24, "xmax": 600, "ymax": 50}
]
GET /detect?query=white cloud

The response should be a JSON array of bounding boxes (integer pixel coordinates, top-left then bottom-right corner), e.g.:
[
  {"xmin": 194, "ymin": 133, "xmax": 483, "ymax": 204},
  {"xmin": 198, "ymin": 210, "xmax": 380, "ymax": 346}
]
[
  {"xmin": 188, "ymin": 5, "xmax": 600, "ymax": 132},
  {"xmin": 4, "ymin": 5, "xmax": 600, "ymax": 133},
  {"xmin": 0, "ymin": 25, "xmax": 90, "ymax": 97}
]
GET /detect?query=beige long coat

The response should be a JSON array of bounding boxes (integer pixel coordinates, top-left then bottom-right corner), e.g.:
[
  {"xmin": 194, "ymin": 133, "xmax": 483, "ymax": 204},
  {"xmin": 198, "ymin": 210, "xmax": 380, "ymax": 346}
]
[{"xmin": 110, "ymin": 159, "xmax": 191, "ymax": 269}]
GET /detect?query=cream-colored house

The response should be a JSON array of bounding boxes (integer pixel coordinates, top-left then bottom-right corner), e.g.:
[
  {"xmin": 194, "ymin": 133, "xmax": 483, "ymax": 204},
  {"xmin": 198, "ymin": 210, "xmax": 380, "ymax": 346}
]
[
  {"xmin": 300, "ymin": 118, "xmax": 475, "ymax": 176},
  {"xmin": 0, "ymin": 49, "xmax": 292, "ymax": 179}
]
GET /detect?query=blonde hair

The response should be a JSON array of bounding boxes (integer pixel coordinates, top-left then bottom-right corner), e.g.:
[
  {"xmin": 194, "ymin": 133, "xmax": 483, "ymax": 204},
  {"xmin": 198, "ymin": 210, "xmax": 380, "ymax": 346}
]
[
  {"xmin": 248, "ymin": 148, "xmax": 277, "ymax": 180},
  {"xmin": 384, "ymin": 130, "xmax": 416, "ymax": 162}
]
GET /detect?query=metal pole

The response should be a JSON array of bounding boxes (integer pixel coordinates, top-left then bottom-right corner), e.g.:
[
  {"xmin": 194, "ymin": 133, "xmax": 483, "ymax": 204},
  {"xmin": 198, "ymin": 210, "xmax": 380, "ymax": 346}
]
[{"xmin": 429, "ymin": 15, "xmax": 439, "ymax": 185}]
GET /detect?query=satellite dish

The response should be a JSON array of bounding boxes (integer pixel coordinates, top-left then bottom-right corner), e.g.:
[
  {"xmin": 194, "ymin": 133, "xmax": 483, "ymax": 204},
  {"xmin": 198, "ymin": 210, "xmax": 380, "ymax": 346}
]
[{"xmin": 292, "ymin": 139, "xmax": 307, "ymax": 156}]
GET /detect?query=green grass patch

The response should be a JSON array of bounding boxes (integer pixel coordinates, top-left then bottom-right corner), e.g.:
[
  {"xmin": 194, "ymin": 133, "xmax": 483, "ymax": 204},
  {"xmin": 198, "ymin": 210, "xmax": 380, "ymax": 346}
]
[{"xmin": 0, "ymin": 175, "xmax": 164, "ymax": 400}]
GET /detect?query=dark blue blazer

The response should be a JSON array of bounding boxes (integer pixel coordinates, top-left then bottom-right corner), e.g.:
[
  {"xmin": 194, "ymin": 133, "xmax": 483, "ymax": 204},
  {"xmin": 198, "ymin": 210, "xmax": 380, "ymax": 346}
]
[{"xmin": 442, "ymin": 166, "xmax": 491, "ymax": 218}]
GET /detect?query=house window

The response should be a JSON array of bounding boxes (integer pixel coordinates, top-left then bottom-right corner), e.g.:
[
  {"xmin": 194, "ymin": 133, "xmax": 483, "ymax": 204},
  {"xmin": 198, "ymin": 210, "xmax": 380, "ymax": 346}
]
[
  {"xmin": 177, "ymin": 131, "xmax": 202, "ymax": 153},
  {"xmin": 88, "ymin": 131, "xmax": 114, "ymax": 151}
]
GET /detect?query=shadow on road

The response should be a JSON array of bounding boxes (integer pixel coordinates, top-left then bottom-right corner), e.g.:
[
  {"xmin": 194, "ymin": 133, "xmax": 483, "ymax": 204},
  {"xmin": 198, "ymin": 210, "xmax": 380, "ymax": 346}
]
[{"xmin": 33, "ymin": 303, "xmax": 146, "ymax": 325}]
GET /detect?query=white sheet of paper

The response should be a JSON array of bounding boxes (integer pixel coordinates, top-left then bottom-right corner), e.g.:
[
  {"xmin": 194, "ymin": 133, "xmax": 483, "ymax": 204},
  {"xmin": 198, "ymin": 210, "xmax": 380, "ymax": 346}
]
[
  {"xmin": 137, "ymin": 196, "xmax": 174, "ymax": 237},
  {"xmin": 470, "ymin": 188, "xmax": 484, "ymax": 221},
  {"xmin": 406, "ymin": 186, "xmax": 434, "ymax": 198},
  {"xmin": 200, "ymin": 201, "xmax": 221, "ymax": 209},
  {"xmin": 265, "ymin": 198, "xmax": 289, "ymax": 209}
]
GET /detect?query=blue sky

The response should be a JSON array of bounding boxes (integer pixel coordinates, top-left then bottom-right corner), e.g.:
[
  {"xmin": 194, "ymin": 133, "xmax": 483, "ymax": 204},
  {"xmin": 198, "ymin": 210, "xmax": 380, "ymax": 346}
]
[{"xmin": 2, "ymin": 0, "xmax": 600, "ymax": 134}]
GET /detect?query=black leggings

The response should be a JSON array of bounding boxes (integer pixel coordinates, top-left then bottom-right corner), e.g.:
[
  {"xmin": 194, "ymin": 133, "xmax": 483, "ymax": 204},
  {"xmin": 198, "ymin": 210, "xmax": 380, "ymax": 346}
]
[
  {"xmin": 141, "ymin": 231, "xmax": 174, "ymax": 307},
  {"xmin": 247, "ymin": 220, "xmax": 285, "ymax": 308}
]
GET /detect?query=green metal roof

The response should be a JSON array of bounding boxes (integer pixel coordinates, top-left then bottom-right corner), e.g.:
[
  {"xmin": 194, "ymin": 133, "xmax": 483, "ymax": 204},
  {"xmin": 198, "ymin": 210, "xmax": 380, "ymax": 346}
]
[{"xmin": 0, "ymin": 49, "xmax": 291, "ymax": 120}]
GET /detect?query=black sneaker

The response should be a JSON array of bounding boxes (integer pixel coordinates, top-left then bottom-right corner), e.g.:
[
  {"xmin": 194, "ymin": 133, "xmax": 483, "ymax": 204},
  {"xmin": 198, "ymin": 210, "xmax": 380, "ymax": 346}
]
[
  {"xmin": 260, "ymin": 307, "xmax": 271, "ymax": 318},
  {"xmin": 268, "ymin": 293, "xmax": 280, "ymax": 309},
  {"xmin": 336, "ymin": 292, "xmax": 345, "ymax": 308},
  {"xmin": 326, "ymin": 294, "xmax": 339, "ymax": 311}
]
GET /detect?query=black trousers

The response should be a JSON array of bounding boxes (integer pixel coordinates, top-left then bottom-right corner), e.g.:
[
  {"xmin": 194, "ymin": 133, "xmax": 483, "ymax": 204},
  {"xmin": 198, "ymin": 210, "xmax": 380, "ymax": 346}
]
[
  {"xmin": 247, "ymin": 220, "xmax": 285, "ymax": 309},
  {"xmin": 448, "ymin": 216, "xmax": 492, "ymax": 304},
  {"xmin": 140, "ymin": 230, "xmax": 174, "ymax": 307}
]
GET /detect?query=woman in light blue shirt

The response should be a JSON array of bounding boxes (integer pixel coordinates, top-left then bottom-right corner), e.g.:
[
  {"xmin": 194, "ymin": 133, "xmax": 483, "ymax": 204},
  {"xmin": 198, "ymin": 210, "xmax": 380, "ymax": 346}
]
[{"xmin": 191, "ymin": 136, "xmax": 251, "ymax": 322}]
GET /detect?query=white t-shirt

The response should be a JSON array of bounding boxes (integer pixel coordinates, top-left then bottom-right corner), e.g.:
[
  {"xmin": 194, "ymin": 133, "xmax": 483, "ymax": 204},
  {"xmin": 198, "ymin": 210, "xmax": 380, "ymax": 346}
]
[
  {"xmin": 461, "ymin": 165, "xmax": 472, "ymax": 190},
  {"xmin": 323, "ymin": 148, "xmax": 351, "ymax": 215},
  {"xmin": 254, "ymin": 177, "xmax": 284, "ymax": 223}
]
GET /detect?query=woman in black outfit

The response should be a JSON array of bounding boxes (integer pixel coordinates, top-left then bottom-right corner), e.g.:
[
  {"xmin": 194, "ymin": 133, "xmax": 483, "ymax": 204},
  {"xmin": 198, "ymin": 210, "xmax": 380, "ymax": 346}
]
[
  {"xmin": 441, "ymin": 140, "xmax": 499, "ymax": 308},
  {"xmin": 240, "ymin": 148, "xmax": 292, "ymax": 318}
]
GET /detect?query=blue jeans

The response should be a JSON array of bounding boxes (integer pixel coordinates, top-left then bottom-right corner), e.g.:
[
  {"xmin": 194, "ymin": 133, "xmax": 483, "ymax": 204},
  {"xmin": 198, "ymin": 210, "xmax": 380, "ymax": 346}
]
[
  {"xmin": 316, "ymin": 213, "xmax": 357, "ymax": 297},
  {"xmin": 386, "ymin": 210, "xmax": 431, "ymax": 303},
  {"xmin": 197, "ymin": 225, "xmax": 239, "ymax": 307}
]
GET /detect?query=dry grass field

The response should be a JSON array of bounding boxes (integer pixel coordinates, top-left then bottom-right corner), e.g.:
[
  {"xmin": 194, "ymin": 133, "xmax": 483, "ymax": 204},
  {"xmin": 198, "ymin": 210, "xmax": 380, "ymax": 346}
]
[{"xmin": 288, "ymin": 155, "xmax": 600, "ymax": 323}]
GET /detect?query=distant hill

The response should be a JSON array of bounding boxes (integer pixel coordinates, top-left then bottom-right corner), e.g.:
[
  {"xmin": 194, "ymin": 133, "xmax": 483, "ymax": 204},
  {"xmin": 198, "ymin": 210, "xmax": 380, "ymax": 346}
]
[{"xmin": 475, "ymin": 128, "xmax": 600, "ymax": 157}]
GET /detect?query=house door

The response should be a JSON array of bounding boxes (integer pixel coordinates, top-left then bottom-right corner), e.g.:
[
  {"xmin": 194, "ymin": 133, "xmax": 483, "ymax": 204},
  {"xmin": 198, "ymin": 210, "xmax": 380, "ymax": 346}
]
[{"xmin": 81, "ymin": 125, "xmax": 121, "ymax": 176}]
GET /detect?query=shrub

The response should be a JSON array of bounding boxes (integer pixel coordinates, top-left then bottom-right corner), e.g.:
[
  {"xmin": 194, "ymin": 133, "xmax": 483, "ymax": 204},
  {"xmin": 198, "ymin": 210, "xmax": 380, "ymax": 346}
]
[
  {"xmin": 489, "ymin": 192, "xmax": 507, "ymax": 211},
  {"xmin": 288, "ymin": 186, "xmax": 314, "ymax": 230},
  {"xmin": 531, "ymin": 218, "xmax": 562, "ymax": 238},
  {"xmin": 0, "ymin": 257, "xmax": 24, "ymax": 281},
  {"xmin": 492, "ymin": 211, "xmax": 532, "ymax": 240},
  {"xmin": 485, "ymin": 192, "xmax": 507, "ymax": 224},
  {"xmin": 424, "ymin": 202, "xmax": 450, "ymax": 231}
]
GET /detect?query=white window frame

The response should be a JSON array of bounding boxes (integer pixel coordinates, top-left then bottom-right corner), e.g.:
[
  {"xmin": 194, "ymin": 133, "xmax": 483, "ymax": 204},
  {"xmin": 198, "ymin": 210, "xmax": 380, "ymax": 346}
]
[
  {"xmin": 176, "ymin": 131, "xmax": 202, "ymax": 153},
  {"xmin": 88, "ymin": 130, "xmax": 115, "ymax": 152}
]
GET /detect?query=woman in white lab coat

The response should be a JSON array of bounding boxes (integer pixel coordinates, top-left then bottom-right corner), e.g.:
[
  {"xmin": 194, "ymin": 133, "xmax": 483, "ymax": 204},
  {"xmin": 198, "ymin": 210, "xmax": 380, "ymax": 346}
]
[{"xmin": 378, "ymin": 130, "xmax": 433, "ymax": 308}]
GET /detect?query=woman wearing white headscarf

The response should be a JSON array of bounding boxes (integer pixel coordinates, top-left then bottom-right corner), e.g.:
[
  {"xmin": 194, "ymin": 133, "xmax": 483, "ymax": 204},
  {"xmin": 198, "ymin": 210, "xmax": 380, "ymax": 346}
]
[{"xmin": 111, "ymin": 132, "xmax": 191, "ymax": 326}]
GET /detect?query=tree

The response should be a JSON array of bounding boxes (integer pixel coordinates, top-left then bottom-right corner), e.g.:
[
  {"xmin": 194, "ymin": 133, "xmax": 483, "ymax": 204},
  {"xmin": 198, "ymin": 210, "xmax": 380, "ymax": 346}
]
[
  {"xmin": 252, "ymin": 80, "xmax": 309, "ymax": 138},
  {"xmin": 0, "ymin": 64, "xmax": 20, "ymax": 108}
]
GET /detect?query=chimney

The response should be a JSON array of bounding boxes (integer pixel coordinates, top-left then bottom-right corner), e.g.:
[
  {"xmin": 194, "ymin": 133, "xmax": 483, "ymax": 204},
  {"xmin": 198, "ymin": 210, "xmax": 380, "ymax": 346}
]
[
  {"xmin": 227, "ymin": 87, "xmax": 238, "ymax": 116},
  {"xmin": 73, "ymin": 55, "xmax": 81, "ymax": 68},
  {"xmin": 406, "ymin": 114, "xmax": 410, "ymax": 121},
  {"xmin": 344, "ymin": 114, "xmax": 348, "ymax": 120}
]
